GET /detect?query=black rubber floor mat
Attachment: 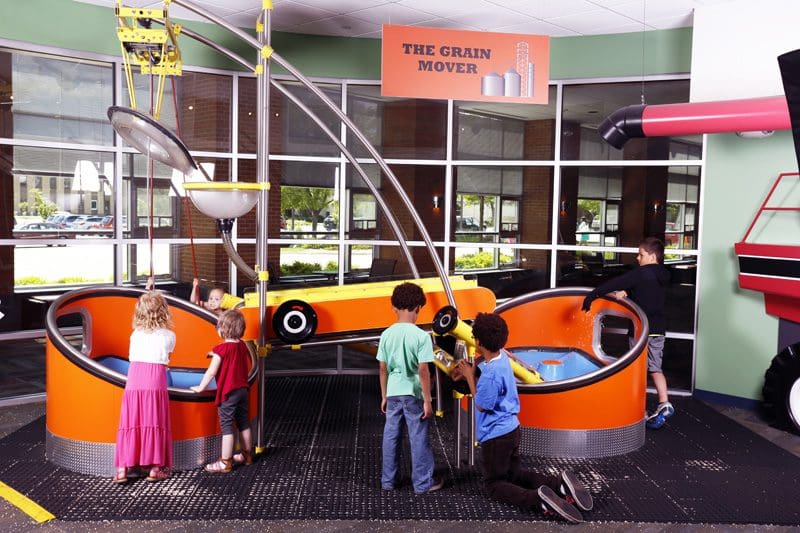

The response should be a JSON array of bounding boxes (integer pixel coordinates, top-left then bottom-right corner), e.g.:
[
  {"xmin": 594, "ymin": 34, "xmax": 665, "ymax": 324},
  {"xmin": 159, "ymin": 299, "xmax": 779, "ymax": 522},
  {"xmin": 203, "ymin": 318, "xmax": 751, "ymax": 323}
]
[{"xmin": 2, "ymin": 375, "xmax": 800, "ymax": 524}]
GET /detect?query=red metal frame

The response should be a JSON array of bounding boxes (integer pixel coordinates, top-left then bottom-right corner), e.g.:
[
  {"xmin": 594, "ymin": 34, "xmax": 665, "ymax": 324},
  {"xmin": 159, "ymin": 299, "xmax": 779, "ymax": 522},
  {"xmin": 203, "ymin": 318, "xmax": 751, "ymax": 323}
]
[{"xmin": 734, "ymin": 172, "xmax": 800, "ymax": 323}]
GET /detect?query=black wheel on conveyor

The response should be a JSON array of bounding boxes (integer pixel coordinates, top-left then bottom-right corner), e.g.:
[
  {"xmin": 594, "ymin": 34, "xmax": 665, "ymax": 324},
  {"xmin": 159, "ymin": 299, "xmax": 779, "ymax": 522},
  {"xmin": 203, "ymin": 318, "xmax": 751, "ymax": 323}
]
[
  {"xmin": 272, "ymin": 299, "xmax": 317, "ymax": 343},
  {"xmin": 761, "ymin": 341, "xmax": 800, "ymax": 434},
  {"xmin": 432, "ymin": 305, "xmax": 458, "ymax": 336}
]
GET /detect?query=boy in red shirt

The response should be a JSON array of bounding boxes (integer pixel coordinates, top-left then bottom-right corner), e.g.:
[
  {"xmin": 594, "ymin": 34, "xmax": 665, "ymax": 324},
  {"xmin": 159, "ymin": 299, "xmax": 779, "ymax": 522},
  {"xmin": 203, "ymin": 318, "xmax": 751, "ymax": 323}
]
[{"xmin": 191, "ymin": 309, "xmax": 254, "ymax": 472}]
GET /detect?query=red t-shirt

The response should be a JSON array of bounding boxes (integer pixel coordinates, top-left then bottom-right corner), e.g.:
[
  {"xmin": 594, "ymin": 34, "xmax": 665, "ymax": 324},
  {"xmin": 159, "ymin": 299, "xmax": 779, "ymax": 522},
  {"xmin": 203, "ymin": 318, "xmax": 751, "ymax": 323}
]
[{"xmin": 211, "ymin": 340, "xmax": 250, "ymax": 406}]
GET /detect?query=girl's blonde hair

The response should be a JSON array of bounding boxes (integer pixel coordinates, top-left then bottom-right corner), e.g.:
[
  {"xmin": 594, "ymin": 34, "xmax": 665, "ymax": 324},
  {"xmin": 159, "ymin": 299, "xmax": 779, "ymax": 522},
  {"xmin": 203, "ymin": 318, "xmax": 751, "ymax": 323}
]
[
  {"xmin": 217, "ymin": 309, "xmax": 246, "ymax": 340},
  {"xmin": 132, "ymin": 291, "xmax": 174, "ymax": 331}
]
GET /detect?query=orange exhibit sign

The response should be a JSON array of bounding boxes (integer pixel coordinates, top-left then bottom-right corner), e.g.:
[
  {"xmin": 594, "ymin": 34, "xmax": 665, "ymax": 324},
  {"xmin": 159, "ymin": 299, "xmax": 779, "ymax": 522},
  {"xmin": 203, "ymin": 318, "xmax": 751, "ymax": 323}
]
[{"xmin": 381, "ymin": 24, "xmax": 550, "ymax": 104}]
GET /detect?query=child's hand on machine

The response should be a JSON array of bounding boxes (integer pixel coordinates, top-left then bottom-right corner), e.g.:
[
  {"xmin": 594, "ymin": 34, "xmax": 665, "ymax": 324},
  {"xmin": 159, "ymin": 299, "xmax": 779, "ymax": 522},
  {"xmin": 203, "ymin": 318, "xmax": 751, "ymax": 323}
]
[
  {"xmin": 454, "ymin": 359, "xmax": 475, "ymax": 381},
  {"xmin": 189, "ymin": 385, "xmax": 204, "ymax": 393}
]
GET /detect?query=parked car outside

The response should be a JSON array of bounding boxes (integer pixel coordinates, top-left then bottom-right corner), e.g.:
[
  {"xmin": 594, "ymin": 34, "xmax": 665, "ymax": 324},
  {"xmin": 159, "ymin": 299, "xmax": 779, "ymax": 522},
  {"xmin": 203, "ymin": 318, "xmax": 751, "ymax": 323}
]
[
  {"xmin": 323, "ymin": 214, "xmax": 337, "ymax": 230},
  {"xmin": 456, "ymin": 216, "xmax": 481, "ymax": 231},
  {"xmin": 89, "ymin": 215, "xmax": 114, "ymax": 230},
  {"xmin": 62, "ymin": 214, "xmax": 90, "ymax": 228},
  {"xmin": 46, "ymin": 212, "xmax": 72, "ymax": 228},
  {"xmin": 74, "ymin": 215, "xmax": 113, "ymax": 231},
  {"xmin": 13, "ymin": 222, "xmax": 74, "ymax": 240}
]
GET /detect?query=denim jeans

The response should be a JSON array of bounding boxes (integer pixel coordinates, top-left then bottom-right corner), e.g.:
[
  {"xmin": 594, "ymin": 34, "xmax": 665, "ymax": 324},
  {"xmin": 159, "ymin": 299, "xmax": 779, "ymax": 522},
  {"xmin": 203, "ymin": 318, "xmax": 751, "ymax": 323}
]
[{"xmin": 382, "ymin": 395, "xmax": 434, "ymax": 493}]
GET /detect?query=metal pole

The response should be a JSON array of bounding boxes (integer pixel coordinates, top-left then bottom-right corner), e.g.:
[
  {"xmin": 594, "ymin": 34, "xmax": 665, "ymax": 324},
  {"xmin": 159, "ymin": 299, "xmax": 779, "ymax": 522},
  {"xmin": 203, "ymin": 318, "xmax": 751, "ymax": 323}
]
[
  {"xmin": 454, "ymin": 395, "xmax": 463, "ymax": 466},
  {"xmin": 254, "ymin": 5, "xmax": 271, "ymax": 454}
]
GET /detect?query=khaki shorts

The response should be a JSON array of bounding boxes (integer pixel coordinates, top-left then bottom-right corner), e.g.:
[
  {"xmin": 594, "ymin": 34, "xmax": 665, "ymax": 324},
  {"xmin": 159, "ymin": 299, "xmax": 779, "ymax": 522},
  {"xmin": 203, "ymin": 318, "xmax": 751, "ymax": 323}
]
[{"xmin": 646, "ymin": 335, "xmax": 665, "ymax": 373}]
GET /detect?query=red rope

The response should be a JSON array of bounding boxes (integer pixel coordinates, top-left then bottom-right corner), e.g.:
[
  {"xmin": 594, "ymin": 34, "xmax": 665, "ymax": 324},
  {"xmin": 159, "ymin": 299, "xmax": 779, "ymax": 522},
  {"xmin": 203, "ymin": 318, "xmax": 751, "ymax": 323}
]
[
  {"xmin": 171, "ymin": 76, "xmax": 199, "ymax": 280},
  {"xmin": 148, "ymin": 75, "xmax": 155, "ymax": 280}
]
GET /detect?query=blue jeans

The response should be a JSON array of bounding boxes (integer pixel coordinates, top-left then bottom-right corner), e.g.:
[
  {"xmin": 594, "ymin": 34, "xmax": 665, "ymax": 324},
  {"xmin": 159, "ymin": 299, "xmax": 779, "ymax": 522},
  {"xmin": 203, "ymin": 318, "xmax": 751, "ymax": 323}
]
[{"xmin": 382, "ymin": 395, "xmax": 434, "ymax": 493}]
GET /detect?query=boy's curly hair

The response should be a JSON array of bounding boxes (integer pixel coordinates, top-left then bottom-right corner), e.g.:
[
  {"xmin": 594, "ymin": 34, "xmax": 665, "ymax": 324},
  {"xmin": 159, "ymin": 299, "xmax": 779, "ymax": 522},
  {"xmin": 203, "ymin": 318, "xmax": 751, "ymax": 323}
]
[
  {"xmin": 217, "ymin": 309, "xmax": 246, "ymax": 340},
  {"xmin": 471, "ymin": 312, "xmax": 508, "ymax": 352},
  {"xmin": 390, "ymin": 282, "xmax": 427, "ymax": 311}
]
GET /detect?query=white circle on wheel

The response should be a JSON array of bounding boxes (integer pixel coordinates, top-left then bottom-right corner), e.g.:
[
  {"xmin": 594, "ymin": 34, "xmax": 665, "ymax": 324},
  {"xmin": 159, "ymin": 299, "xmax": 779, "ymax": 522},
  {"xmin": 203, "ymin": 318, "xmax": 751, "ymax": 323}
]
[
  {"xmin": 788, "ymin": 377, "xmax": 800, "ymax": 431},
  {"xmin": 283, "ymin": 310, "xmax": 307, "ymax": 335}
]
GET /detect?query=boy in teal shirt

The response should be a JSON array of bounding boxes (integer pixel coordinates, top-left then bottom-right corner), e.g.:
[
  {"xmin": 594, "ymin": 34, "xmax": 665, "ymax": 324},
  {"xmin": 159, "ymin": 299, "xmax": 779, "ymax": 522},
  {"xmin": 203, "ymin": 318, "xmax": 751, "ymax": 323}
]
[{"xmin": 377, "ymin": 282, "xmax": 443, "ymax": 494}]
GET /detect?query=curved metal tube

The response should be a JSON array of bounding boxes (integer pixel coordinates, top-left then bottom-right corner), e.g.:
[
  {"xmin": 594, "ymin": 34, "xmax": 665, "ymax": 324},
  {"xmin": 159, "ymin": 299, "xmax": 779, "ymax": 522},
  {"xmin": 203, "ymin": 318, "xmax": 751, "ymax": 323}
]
[
  {"xmin": 163, "ymin": 22, "xmax": 421, "ymax": 279},
  {"xmin": 171, "ymin": 0, "xmax": 455, "ymax": 304},
  {"xmin": 270, "ymin": 51, "xmax": 453, "ymax": 304},
  {"xmin": 219, "ymin": 224, "xmax": 257, "ymax": 280},
  {"xmin": 270, "ymin": 80, "xmax": 420, "ymax": 278},
  {"xmin": 494, "ymin": 287, "xmax": 650, "ymax": 393}
]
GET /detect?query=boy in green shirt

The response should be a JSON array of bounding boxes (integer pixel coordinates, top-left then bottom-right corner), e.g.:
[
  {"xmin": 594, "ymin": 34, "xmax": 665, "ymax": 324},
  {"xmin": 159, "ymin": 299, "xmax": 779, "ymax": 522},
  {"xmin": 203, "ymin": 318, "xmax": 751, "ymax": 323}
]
[{"xmin": 377, "ymin": 282, "xmax": 443, "ymax": 494}]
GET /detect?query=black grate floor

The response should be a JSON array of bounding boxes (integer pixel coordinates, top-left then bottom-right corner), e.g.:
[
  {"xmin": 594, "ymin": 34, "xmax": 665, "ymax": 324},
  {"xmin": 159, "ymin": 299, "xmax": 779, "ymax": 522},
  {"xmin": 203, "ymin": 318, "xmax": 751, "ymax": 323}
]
[{"xmin": 2, "ymin": 375, "xmax": 800, "ymax": 525}]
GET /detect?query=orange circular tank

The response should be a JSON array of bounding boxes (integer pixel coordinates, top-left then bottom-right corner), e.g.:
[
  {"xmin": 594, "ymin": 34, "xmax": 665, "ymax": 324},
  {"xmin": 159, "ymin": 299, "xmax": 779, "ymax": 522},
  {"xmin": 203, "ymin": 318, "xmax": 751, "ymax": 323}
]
[{"xmin": 45, "ymin": 287, "xmax": 258, "ymax": 476}]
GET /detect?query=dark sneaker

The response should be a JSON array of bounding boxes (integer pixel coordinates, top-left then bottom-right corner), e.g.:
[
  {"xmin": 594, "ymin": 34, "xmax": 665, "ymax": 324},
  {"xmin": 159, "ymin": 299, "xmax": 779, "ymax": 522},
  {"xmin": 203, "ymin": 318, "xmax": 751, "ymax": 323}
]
[
  {"xmin": 646, "ymin": 401, "xmax": 675, "ymax": 429},
  {"xmin": 560, "ymin": 470, "xmax": 593, "ymax": 511},
  {"xmin": 427, "ymin": 476, "xmax": 445, "ymax": 493},
  {"xmin": 415, "ymin": 476, "xmax": 444, "ymax": 494},
  {"xmin": 538, "ymin": 485, "xmax": 583, "ymax": 523}
]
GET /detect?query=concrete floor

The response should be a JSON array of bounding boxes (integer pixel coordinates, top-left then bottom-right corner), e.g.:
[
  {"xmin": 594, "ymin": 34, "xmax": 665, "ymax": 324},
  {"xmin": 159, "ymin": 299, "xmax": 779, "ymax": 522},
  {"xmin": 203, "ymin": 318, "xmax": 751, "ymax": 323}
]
[{"xmin": 1, "ymin": 399, "xmax": 798, "ymax": 532}]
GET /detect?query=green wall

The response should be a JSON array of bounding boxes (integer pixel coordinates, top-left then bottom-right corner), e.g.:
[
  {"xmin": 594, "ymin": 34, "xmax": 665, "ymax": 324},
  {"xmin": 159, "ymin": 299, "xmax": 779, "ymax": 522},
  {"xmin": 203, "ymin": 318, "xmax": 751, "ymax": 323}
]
[
  {"xmin": 696, "ymin": 131, "xmax": 797, "ymax": 400},
  {"xmin": 1, "ymin": 1, "xmax": 690, "ymax": 79}
]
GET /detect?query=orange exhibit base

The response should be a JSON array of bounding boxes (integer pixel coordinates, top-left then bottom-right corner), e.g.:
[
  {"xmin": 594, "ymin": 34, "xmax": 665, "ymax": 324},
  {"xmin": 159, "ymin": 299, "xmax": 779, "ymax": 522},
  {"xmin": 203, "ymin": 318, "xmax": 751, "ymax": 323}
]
[
  {"xmin": 46, "ymin": 278, "xmax": 496, "ymax": 475},
  {"xmin": 45, "ymin": 287, "xmax": 258, "ymax": 476},
  {"xmin": 492, "ymin": 288, "xmax": 649, "ymax": 458}
]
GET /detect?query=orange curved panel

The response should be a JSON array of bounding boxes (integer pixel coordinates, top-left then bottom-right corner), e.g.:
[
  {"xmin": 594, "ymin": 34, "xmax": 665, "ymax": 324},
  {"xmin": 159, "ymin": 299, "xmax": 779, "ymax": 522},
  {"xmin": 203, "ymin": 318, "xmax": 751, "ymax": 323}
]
[
  {"xmin": 517, "ymin": 359, "xmax": 647, "ymax": 429},
  {"xmin": 497, "ymin": 293, "xmax": 647, "ymax": 431},
  {"xmin": 47, "ymin": 289, "xmax": 257, "ymax": 444}
]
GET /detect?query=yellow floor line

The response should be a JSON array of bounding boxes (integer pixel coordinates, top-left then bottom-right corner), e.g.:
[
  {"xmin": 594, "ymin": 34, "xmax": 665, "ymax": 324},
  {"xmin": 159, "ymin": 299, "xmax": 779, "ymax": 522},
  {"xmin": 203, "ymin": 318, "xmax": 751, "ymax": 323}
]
[{"xmin": 0, "ymin": 481, "xmax": 55, "ymax": 523}]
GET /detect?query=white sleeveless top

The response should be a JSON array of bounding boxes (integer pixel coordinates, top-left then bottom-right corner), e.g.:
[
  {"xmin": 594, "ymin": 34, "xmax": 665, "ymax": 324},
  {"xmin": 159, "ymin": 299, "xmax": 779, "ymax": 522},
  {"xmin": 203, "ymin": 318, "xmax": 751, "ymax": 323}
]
[{"xmin": 128, "ymin": 328, "xmax": 176, "ymax": 365}]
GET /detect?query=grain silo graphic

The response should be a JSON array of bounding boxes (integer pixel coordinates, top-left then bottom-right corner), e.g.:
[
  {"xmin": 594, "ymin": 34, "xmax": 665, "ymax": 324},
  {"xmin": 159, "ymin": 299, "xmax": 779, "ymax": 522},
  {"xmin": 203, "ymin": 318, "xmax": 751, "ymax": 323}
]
[
  {"xmin": 516, "ymin": 41, "xmax": 534, "ymax": 97},
  {"xmin": 481, "ymin": 71, "xmax": 504, "ymax": 96},
  {"xmin": 504, "ymin": 68, "xmax": 521, "ymax": 96}
]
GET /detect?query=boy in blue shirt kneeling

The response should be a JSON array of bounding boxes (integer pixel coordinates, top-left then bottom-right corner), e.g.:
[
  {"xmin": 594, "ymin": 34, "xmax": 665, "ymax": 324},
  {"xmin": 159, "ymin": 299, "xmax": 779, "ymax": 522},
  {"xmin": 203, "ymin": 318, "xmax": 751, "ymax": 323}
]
[{"xmin": 454, "ymin": 312, "xmax": 594, "ymax": 523}]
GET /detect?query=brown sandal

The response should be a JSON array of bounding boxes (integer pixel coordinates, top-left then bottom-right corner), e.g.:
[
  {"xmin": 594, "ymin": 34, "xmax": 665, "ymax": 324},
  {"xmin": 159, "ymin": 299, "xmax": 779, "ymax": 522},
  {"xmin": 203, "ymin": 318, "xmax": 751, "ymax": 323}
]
[
  {"xmin": 146, "ymin": 466, "xmax": 170, "ymax": 482},
  {"xmin": 204, "ymin": 458, "xmax": 232, "ymax": 473},
  {"xmin": 112, "ymin": 467, "xmax": 128, "ymax": 484},
  {"xmin": 233, "ymin": 449, "xmax": 252, "ymax": 466}
]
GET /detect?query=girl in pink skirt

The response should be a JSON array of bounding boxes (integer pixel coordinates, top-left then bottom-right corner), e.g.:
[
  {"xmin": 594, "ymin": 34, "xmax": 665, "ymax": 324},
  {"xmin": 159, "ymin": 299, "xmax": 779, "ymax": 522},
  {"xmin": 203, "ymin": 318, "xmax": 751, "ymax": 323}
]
[{"xmin": 113, "ymin": 291, "xmax": 176, "ymax": 483}]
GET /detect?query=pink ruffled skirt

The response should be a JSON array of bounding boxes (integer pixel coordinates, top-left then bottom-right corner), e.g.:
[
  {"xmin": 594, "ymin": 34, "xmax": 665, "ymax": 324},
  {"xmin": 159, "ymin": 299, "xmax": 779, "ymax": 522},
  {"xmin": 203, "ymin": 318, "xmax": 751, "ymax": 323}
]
[{"xmin": 114, "ymin": 361, "xmax": 173, "ymax": 468}]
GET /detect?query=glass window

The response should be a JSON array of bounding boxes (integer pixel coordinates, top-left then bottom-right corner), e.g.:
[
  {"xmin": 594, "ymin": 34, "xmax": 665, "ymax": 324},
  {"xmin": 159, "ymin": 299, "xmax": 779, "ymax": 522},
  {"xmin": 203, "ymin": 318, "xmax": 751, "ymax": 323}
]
[
  {"xmin": 122, "ymin": 154, "xmax": 229, "ymax": 239},
  {"xmin": 125, "ymin": 70, "xmax": 232, "ymax": 153},
  {"xmin": 454, "ymin": 86, "xmax": 556, "ymax": 161},
  {"xmin": 561, "ymin": 79, "xmax": 700, "ymax": 161},
  {"xmin": 240, "ymin": 78, "xmax": 342, "ymax": 156},
  {"xmin": 560, "ymin": 165, "xmax": 701, "ymax": 249},
  {"xmin": 248, "ymin": 160, "xmax": 340, "ymax": 240},
  {"xmin": 3, "ymin": 146, "xmax": 114, "ymax": 240},
  {"xmin": 347, "ymin": 85, "xmax": 446, "ymax": 160},
  {"xmin": 122, "ymin": 242, "xmax": 220, "ymax": 297},
  {"xmin": 452, "ymin": 166, "xmax": 536, "ymax": 245},
  {"xmin": 0, "ymin": 50, "xmax": 114, "ymax": 145},
  {"xmin": 665, "ymin": 171, "xmax": 700, "ymax": 253}
]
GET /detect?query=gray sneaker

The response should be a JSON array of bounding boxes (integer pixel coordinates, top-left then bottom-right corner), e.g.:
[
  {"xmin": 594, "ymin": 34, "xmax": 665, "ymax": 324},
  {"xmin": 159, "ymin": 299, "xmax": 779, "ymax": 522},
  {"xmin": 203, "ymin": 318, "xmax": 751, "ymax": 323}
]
[
  {"xmin": 538, "ymin": 485, "xmax": 583, "ymax": 523},
  {"xmin": 646, "ymin": 401, "xmax": 675, "ymax": 429},
  {"xmin": 560, "ymin": 470, "xmax": 593, "ymax": 511}
]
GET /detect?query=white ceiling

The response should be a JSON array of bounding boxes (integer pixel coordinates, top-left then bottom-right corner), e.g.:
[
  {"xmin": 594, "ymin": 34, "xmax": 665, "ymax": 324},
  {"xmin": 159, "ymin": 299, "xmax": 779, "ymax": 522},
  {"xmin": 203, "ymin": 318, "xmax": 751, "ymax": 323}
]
[{"xmin": 77, "ymin": 0, "xmax": 737, "ymax": 38}]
